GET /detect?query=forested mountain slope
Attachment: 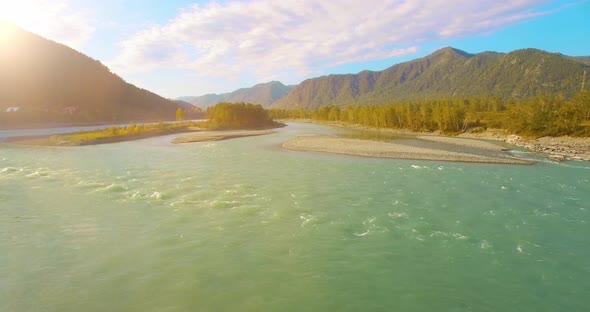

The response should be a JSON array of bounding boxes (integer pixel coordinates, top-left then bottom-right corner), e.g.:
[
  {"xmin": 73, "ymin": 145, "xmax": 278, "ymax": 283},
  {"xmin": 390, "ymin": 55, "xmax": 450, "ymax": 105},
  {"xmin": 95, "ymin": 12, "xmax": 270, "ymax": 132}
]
[
  {"xmin": 0, "ymin": 22, "xmax": 188, "ymax": 127},
  {"xmin": 272, "ymin": 47, "xmax": 589, "ymax": 109}
]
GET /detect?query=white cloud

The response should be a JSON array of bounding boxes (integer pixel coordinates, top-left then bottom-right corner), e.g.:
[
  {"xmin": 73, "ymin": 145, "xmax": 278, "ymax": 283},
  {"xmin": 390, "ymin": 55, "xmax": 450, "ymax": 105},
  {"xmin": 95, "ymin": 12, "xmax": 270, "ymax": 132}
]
[
  {"xmin": 111, "ymin": 0, "xmax": 553, "ymax": 85},
  {"xmin": 0, "ymin": 0, "xmax": 95, "ymax": 49}
]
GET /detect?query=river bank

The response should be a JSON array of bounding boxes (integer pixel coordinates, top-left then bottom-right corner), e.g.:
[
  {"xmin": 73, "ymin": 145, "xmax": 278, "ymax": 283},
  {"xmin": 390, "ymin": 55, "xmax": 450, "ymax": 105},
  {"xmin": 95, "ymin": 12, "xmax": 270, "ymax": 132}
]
[
  {"xmin": 282, "ymin": 135, "xmax": 533, "ymax": 164},
  {"xmin": 506, "ymin": 135, "xmax": 590, "ymax": 161},
  {"xmin": 285, "ymin": 120, "xmax": 590, "ymax": 162},
  {"xmin": 4, "ymin": 127, "xmax": 200, "ymax": 146},
  {"xmin": 172, "ymin": 130, "xmax": 275, "ymax": 143},
  {"xmin": 457, "ymin": 130, "xmax": 590, "ymax": 161},
  {"xmin": 5, "ymin": 125, "xmax": 280, "ymax": 146},
  {"xmin": 0, "ymin": 119, "xmax": 188, "ymax": 131}
]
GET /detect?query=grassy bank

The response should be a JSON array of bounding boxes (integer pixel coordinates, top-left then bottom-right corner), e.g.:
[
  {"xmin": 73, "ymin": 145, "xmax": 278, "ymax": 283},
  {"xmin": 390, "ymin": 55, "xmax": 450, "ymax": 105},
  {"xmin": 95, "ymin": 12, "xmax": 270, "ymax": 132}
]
[
  {"xmin": 6, "ymin": 119, "xmax": 284, "ymax": 146},
  {"xmin": 7, "ymin": 122, "xmax": 203, "ymax": 146}
]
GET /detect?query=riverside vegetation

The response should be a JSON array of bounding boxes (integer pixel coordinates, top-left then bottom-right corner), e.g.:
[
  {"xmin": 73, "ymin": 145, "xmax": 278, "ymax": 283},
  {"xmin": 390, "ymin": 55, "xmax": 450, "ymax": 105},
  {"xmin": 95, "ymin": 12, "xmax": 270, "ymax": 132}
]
[
  {"xmin": 203, "ymin": 102, "xmax": 283, "ymax": 130},
  {"xmin": 270, "ymin": 91, "xmax": 590, "ymax": 138},
  {"xmin": 9, "ymin": 103, "xmax": 282, "ymax": 146},
  {"xmin": 33, "ymin": 120, "xmax": 198, "ymax": 146}
]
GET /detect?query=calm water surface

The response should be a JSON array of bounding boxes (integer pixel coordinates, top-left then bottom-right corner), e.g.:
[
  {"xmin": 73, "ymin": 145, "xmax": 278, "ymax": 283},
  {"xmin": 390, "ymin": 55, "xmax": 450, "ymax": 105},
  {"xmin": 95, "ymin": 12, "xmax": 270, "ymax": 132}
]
[{"xmin": 1, "ymin": 122, "xmax": 589, "ymax": 311}]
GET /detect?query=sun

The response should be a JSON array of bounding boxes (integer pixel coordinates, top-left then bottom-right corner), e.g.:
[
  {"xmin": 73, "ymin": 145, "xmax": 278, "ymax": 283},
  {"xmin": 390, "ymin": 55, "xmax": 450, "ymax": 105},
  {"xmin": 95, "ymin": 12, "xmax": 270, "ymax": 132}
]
[
  {"xmin": 0, "ymin": 1, "xmax": 46, "ymax": 39},
  {"xmin": 0, "ymin": 18, "xmax": 19, "ymax": 43},
  {"xmin": 0, "ymin": 1, "xmax": 26, "ymax": 24},
  {"xmin": 0, "ymin": 1, "xmax": 92, "ymax": 50},
  {"xmin": 0, "ymin": 1, "xmax": 47, "ymax": 48}
]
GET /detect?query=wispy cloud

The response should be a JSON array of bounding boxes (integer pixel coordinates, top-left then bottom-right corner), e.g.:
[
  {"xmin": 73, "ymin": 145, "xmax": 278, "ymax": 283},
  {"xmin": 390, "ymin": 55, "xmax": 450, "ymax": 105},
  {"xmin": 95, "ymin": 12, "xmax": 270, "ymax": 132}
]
[
  {"xmin": 111, "ymin": 0, "xmax": 552, "ymax": 87},
  {"xmin": 0, "ymin": 0, "xmax": 95, "ymax": 50}
]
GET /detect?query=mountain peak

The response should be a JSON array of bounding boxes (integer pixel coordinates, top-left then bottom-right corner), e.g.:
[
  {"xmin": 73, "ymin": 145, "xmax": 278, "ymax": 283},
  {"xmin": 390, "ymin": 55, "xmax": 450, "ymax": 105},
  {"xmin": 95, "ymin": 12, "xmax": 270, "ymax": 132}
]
[
  {"xmin": 178, "ymin": 81, "xmax": 292, "ymax": 108},
  {"xmin": 431, "ymin": 47, "xmax": 473, "ymax": 58}
]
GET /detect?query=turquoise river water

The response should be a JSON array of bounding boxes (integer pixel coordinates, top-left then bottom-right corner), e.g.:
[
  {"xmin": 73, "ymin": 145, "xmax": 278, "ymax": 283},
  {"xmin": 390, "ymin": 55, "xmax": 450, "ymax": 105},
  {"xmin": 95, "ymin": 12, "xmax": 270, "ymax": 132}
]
[{"xmin": 1, "ymin": 122, "xmax": 589, "ymax": 311}]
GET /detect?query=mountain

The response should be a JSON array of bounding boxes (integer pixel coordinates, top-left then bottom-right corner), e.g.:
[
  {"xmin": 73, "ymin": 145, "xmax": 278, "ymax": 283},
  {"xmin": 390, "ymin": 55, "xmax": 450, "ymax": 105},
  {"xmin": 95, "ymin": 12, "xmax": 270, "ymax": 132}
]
[
  {"xmin": 0, "ymin": 21, "xmax": 190, "ymax": 127},
  {"xmin": 568, "ymin": 56, "xmax": 590, "ymax": 66},
  {"xmin": 171, "ymin": 100, "xmax": 203, "ymax": 116},
  {"xmin": 179, "ymin": 81, "xmax": 292, "ymax": 108},
  {"xmin": 271, "ymin": 47, "xmax": 590, "ymax": 110},
  {"xmin": 178, "ymin": 94, "xmax": 225, "ymax": 109}
]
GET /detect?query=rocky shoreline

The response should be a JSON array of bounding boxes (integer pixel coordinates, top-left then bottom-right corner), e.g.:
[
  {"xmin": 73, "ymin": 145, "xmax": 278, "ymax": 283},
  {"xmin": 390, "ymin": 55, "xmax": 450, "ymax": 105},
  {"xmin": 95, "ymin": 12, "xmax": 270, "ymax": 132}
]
[
  {"xmin": 505, "ymin": 135, "xmax": 590, "ymax": 161},
  {"xmin": 457, "ymin": 129, "xmax": 590, "ymax": 161}
]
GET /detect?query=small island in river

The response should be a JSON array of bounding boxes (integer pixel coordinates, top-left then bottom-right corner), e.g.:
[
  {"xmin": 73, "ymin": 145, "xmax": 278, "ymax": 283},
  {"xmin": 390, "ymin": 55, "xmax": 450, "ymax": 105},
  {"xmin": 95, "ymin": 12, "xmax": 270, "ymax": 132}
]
[
  {"xmin": 6, "ymin": 103, "xmax": 283, "ymax": 146},
  {"xmin": 282, "ymin": 135, "xmax": 534, "ymax": 165}
]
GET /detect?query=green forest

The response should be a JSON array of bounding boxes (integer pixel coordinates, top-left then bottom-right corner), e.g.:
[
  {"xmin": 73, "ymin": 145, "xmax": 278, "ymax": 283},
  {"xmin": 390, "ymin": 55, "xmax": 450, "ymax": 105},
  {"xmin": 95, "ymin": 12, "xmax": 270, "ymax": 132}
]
[
  {"xmin": 205, "ymin": 102, "xmax": 279, "ymax": 129},
  {"xmin": 270, "ymin": 91, "xmax": 590, "ymax": 138},
  {"xmin": 271, "ymin": 48, "xmax": 589, "ymax": 110}
]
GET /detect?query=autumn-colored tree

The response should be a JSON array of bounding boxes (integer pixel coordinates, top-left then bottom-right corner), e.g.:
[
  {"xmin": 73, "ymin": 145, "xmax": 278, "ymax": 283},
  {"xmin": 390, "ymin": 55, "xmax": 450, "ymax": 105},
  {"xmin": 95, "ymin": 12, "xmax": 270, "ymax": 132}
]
[
  {"xmin": 206, "ymin": 102, "xmax": 274, "ymax": 129},
  {"xmin": 176, "ymin": 108, "xmax": 184, "ymax": 121}
]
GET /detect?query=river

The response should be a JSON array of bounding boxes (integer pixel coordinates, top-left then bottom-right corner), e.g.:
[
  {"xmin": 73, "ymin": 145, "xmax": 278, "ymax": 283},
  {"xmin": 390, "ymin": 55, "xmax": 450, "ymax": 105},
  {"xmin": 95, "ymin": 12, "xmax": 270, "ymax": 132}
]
[{"xmin": 1, "ymin": 122, "xmax": 589, "ymax": 311}]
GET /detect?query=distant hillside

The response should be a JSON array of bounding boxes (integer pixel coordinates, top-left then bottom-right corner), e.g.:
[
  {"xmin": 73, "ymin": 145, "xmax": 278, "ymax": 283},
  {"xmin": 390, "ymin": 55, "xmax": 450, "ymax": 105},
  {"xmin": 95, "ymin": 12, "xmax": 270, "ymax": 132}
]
[
  {"xmin": 272, "ymin": 47, "xmax": 589, "ymax": 110},
  {"xmin": 178, "ymin": 94, "xmax": 225, "ymax": 109},
  {"xmin": 568, "ymin": 56, "xmax": 590, "ymax": 66},
  {"xmin": 179, "ymin": 81, "xmax": 292, "ymax": 108},
  {"xmin": 0, "ymin": 22, "xmax": 190, "ymax": 127},
  {"xmin": 170, "ymin": 100, "xmax": 203, "ymax": 119}
]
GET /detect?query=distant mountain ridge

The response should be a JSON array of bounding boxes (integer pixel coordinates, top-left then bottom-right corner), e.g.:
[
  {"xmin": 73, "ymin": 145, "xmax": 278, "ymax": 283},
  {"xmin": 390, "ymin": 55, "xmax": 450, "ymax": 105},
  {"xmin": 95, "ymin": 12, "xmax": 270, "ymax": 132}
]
[
  {"xmin": 271, "ymin": 47, "xmax": 590, "ymax": 110},
  {"xmin": 179, "ymin": 81, "xmax": 292, "ymax": 108},
  {"xmin": 0, "ymin": 22, "xmax": 191, "ymax": 127}
]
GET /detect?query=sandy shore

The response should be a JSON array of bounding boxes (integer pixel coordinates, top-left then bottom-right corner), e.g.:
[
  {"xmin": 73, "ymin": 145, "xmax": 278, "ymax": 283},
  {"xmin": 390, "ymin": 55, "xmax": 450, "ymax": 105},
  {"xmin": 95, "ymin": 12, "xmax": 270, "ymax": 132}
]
[
  {"xmin": 291, "ymin": 120, "xmax": 590, "ymax": 162},
  {"xmin": 172, "ymin": 130, "xmax": 275, "ymax": 144},
  {"xmin": 415, "ymin": 135, "xmax": 509, "ymax": 151},
  {"xmin": 6, "ymin": 127, "xmax": 277, "ymax": 146},
  {"xmin": 282, "ymin": 135, "xmax": 533, "ymax": 164}
]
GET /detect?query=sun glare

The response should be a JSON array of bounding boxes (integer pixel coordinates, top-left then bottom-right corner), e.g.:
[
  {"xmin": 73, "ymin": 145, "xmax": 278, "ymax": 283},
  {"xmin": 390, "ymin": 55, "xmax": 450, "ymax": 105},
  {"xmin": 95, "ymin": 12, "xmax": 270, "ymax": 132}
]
[
  {"xmin": 0, "ymin": 2, "xmax": 44, "ymax": 40},
  {"xmin": 0, "ymin": 2, "xmax": 23, "ymax": 23},
  {"xmin": 0, "ymin": 18, "xmax": 18, "ymax": 42}
]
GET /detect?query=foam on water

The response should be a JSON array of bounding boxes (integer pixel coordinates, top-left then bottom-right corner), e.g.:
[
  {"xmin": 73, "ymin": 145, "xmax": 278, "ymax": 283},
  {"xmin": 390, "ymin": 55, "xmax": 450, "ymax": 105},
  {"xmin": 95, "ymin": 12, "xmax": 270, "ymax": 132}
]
[
  {"xmin": 388, "ymin": 212, "xmax": 408, "ymax": 218},
  {"xmin": 169, "ymin": 199, "xmax": 194, "ymax": 208},
  {"xmin": 76, "ymin": 180, "xmax": 106, "ymax": 189},
  {"xmin": 100, "ymin": 183, "xmax": 128, "ymax": 193},
  {"xmin": 452, "ymin": 233, "xmax": 468, "ymax": 240},
  {"xmin": 299, "ymin": 214, "xmax": 315, "ymax": 227},
  {"xmin": 150, "ymin": 191, "xmax": 164, "ymax": 199},
  {"xmin": 0, "ymin": 167, "xmax": 20, "ymax": 175},
  {"xmin": 480, "ymin": 240, "xmax": 492, "ymax": 250}
]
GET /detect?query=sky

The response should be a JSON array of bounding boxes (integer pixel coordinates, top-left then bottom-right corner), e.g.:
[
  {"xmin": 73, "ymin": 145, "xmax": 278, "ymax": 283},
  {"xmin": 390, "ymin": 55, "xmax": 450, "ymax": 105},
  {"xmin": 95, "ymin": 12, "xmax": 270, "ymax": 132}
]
[{"xmin": 0, "ymin": 0, "xmax": 588, "ymax": 98}]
